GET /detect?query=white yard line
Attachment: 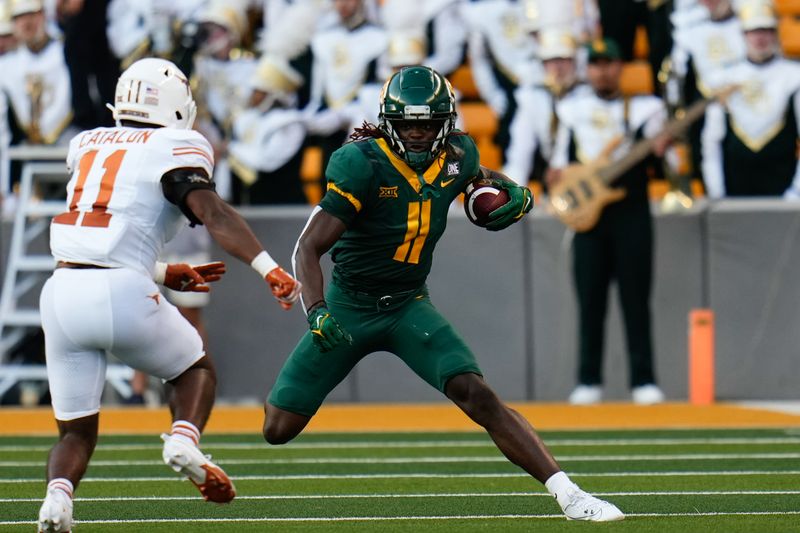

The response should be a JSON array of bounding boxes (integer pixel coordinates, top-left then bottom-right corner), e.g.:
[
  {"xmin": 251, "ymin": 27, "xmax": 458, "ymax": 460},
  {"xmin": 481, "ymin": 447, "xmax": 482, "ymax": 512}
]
[
  {"xmin": 3, "ymin": 452, "xmax": 800, "ymax": 468},
  {"xmin": 2, "ymin": 436, "xmax": 800, "ymax": 453},
  {"xmin": 2, "ymin": 490, "xmax": 800, "ymax": 503},
  {"xmin": 2, "ymin": 470, "xmax": 800, "ymax": 484},
  {"xmin": 3, "ymin": 511, "xmax": 800, "ymax": 526}
]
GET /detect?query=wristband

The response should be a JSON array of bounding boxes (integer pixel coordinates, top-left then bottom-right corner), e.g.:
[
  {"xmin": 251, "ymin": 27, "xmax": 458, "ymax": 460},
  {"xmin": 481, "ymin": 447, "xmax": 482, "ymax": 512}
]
[
  {"xmin": 153, "ymin": 262, "xmax": 168, "ymax": 284},
  {"xmin": 250, "ymin": 250, "xmax": 279, "ymax": 278}
]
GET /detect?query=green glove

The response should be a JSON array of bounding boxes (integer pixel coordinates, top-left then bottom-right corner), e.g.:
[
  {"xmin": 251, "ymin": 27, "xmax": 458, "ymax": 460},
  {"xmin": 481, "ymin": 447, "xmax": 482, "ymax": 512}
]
[
  {"xmin": 485, "ymin": 181, "xmax": 533, "ymax": 231},
  {"xmin": 307, "ymin": 304, "xmax": 353, "ymax": 352}
]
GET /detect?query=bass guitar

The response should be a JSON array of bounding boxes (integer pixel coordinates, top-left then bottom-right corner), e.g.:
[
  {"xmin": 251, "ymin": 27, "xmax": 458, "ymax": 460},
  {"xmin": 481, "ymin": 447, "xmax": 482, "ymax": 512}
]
[{"xmin": 547, "ymin": 87, "xmax": 734, "ymax": 232}]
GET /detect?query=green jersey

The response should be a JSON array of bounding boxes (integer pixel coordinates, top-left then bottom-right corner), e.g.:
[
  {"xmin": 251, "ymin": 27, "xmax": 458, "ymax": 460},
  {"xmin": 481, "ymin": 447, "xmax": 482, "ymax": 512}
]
[{"xmin": 320, "ymin": 133, "xmax": 480, "ymax": 294}]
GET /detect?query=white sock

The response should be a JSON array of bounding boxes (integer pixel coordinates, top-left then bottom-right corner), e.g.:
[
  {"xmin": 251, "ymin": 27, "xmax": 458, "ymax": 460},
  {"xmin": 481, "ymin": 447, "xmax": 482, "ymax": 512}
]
[
  {"xmin": 170, "ymin": 420, "xmax": 201, "ymax": 446},
  {"xmin": 544, "ymin": 471, "xmax": 578, "ymax": 509},
  {"xmin": 47, "ymin": 478, "xmax": 74, "ymax": 500}
]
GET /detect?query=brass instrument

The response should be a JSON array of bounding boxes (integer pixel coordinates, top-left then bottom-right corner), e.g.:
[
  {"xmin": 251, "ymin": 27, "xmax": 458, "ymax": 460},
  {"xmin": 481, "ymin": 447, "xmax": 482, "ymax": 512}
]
[
  {"xmin": 657, "ymin": 56, "xmax": 694, "ymax": 212},
  {"xmin": 25, "ymin": 74, "xmax": 44, "ymax": 144}
]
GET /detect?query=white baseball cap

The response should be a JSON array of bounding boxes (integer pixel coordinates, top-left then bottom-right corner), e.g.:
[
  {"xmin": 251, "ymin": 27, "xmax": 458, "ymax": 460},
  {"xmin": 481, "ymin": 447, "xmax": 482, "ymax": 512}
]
[
  {"xmin": 10, "ymin": 0, "xmax": 43, "ymax": 17},
  {"xmin": 738, "ymin": 0, "xmax": 777, "ymax": 31},
  {"xmin": 539, "ymin": 28, "xmax": 577, "ymax": 61}
]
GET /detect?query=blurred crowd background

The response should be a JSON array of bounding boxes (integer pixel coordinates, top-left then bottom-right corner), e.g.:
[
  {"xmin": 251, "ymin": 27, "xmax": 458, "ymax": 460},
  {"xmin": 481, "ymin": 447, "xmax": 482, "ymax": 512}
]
[
  {"xmin": 1, "ymin": 0, "xmax": 798, "ymax": 210},
  {"xmin": 1, "ymin": 0, "xmax": 799, "ymax": 407}
]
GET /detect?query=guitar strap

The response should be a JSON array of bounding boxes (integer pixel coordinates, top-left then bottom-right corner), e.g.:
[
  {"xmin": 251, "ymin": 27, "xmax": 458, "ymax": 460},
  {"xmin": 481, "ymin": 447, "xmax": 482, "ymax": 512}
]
[
  {"xmin": 623, "ymin": 96, "xmax": 632, "ymax": 138},
  {"xmin": 549, "ymin": 93, "xmax": 560, "ymax": 141}
]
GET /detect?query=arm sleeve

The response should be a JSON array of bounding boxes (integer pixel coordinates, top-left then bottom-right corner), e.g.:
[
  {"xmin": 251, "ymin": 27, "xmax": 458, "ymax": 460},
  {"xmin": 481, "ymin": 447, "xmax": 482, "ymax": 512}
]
[
  {"xmin": 466, "ymin": 27, "xmax": 507, "ymax": 116},
  {"xmin": 670, "ymin": 32, "xmax": 690, "ymax": 79},
  {"xmin": 161, "ymin": 167, "xmax": 216, "ymax": 226},
  {"xmin": 106, "ymin": 0, "xmax": 150, "ymax": 59},
  {"xmin": 318, "ymin": 143, "xmax": 373, "ymax": 226},
  {"xmin": 306, "ymin": 38, "xmax": 325, "ymax": 114},
  {"xmin": 502, "ymin": 89, "xmax": 538, "ymax": 185},
  {"xmin": 258, "ymin": 122, "xmax": 306, "ymax": 172},
  {"xmin": 426, "ymin": 8, "xmax": 468, "ymax": 76},
  {"xmin": 701, "ymin": 102, "xmax": 727, "ymax": 199},
  {"xmin": 783, "ymin": 90, "xmax": 800, "ymax": 198},
  {"xmin": 229, "ymin": 113, "xmax": 306, "ymax": 173},
  {"xmin": 639, "ymin": 97, "xmax": 668, "ymax": 140}
]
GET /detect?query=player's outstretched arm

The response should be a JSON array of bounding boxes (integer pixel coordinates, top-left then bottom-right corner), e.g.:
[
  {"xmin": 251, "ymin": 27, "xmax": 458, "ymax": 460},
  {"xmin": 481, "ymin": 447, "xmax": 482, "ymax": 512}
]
[
  {"xmin": 154, "ymin": 261, "xmax": 226, "ymax": 292},
  {"xmin": 294, "ymin": 209, "xmax": 352, "ymax": 351},
  {"xmin": 184, "ymin": 189, "xmax": 300, "ymax": 308},
  {"xmin": 479, "ymin": 166, "xmax": 533, "ymax": 231}
]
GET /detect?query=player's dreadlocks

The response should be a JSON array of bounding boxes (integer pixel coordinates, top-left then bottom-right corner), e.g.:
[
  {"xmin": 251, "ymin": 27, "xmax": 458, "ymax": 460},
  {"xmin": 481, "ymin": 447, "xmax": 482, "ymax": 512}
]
[
  {"xmin": 348, "ymin": 121, "xmax": 386, "ymax": 143},
  {"xmin": 347, "ymin": 121, "xmax": 468, "ymax": 161}
]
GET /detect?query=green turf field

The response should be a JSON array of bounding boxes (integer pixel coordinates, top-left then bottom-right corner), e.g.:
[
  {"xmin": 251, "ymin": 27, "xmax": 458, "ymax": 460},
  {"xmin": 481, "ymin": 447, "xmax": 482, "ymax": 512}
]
[{"xmin": 2, "ymin": 428, "xmax": 799, "ymax": 532}]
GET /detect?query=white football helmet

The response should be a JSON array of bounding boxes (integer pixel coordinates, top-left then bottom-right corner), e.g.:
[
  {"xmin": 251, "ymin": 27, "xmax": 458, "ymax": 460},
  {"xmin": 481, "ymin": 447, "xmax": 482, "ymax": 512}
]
[{"xmin": 108, "ymin": 58, "xmax": 197, "ymax": 129}]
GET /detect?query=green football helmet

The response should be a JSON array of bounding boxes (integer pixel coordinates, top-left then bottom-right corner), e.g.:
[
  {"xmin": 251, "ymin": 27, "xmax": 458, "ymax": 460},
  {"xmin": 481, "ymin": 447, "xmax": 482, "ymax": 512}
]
[{"xmin": 379, "ymin": 66, "xmax": 457, "ymax": 169}]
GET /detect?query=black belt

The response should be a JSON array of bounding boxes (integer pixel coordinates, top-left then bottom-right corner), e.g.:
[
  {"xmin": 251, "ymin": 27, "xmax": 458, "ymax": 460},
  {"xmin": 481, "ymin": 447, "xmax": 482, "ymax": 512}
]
[{"xmin": 335, "ymin": 283, "xmax": 427, "ymax": 312}]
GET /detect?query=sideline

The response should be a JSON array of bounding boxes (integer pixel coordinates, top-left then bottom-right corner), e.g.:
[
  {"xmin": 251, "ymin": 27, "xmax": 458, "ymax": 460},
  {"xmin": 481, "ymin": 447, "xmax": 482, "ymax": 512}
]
[{"xmin": 1, "ymin": 402, "xmax": 800, "ymax": 435}]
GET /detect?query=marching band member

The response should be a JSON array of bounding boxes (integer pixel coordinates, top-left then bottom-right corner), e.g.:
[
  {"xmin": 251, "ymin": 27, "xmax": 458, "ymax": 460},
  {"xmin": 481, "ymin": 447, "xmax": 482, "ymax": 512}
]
[
  {"xmin": 228, "ymin": 55, "xmax": 308, "ymax": 204},
  {"xmin": 1, "ymin": 0, "xmax": 75, "ymax": 146},
  {"xmin": 702, "ymin": 0, "xmax": 800, "ymax": 198},
  {"xmin": 305, "ymin": 0, "xmax": 387, "ymax": 177},
  {"xmin": 550, "ymin": 38, "xmax": 668, "ymax": 406},
  {"xmin": 503, "ymin": 28, "xmax": 591, "ymax": 186},
  {"xmin": 462, "ymin": 0, "xmax": 541, "ymax": 160}
]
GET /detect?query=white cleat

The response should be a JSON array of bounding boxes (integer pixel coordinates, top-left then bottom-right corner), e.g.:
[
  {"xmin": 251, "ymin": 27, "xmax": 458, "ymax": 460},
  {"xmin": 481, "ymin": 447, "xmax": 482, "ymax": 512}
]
[
  {"xmin": 558, "ymin": 486, "xmax": 625, "ymax": 522},
  {"xmin": 632, "ymin": 384, "xmax": 665, "ymax": 405},
  {"xmin": 161, "ymin": 434, "xmax": 236, "ymax": 503},
  {"xmin": 37, "ymin": 489, "xmax": 73, "ymax": 532},
  {"xmin": 568, "ymin": 384, "xmax": 603, "ymax": 405}
]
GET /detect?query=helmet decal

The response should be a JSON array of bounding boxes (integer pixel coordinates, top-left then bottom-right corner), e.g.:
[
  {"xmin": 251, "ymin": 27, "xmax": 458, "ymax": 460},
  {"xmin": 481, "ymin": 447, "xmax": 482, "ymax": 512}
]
[{"xmin": 107, "ymin": 58, "xmax": 197, "ymax": 130}]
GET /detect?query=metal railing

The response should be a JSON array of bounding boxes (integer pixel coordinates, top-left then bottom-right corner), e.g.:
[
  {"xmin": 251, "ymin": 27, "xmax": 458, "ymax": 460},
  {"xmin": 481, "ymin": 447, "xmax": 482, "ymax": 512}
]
[{"xmin": 0, "ymin": 147, "xmax": 135, "ymax": 402}]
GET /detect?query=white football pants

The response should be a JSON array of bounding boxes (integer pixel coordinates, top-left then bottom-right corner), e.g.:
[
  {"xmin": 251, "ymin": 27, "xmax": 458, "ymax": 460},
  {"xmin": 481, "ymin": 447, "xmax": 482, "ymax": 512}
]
[{"xmin": 40, "ymin": 267, "xmax": 204, "ymax": 420}]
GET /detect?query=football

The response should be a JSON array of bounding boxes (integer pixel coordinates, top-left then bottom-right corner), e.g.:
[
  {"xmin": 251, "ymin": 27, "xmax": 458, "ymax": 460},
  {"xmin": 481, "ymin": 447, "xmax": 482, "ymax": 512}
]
[{"xmin": 463, "ymin": 179, "xmax": 510, "ymax": 227}]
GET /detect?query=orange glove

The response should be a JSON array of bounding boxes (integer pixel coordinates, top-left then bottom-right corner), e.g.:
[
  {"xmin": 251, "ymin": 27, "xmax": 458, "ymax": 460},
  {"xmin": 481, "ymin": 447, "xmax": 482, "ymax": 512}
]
[
  {"xmin": 163, "ymin": 261, "xmax": 226, "ymax": 292},
  {"xmin": 265, "ymin": 266, "xmax": 302, "ymax": 310}
]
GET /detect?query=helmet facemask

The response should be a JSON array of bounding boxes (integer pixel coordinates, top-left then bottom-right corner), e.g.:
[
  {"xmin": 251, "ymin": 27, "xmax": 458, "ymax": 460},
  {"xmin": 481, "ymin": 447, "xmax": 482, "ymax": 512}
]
[
  {"xmin": 381, "ymin": 113, "xmax": 455, "ymax": 169},
  {"xmin": 378, "ymin": 67, "xmax": 457, "ymax": 170}
]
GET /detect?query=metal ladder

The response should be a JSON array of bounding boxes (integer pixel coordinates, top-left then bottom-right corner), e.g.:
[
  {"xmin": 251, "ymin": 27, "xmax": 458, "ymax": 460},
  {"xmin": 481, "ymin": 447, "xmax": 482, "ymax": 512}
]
[{"xmin": 0, "ymin": 150, "xmax": 133, "ymax": 400}]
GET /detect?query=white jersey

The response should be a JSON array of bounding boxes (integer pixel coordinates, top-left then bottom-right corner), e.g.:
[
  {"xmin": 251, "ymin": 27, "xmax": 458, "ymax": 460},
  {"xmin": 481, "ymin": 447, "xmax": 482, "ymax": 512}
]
[
  {"xmin": 503, "ymin": 83, "xmax": 593, "ymax": 184},
  {"xmin": 702, "ymin": 57, "xmax": 800, "ymax": 198},
  {"xmin": 309, "ymin": 22, "xmax": 388, "ymax": 110},
  {"xmin": 671, "ymin": 15, "xmax": 745, "ymax": 98},
  {"xmin": 50, "ymin": 127, "xmax": 215, "ymax": 277},
  {"xmin": 551, "ymin": 92, "xmax": 667, "ymax": 168},
  {"xmin": 462, "ymin": 0, "xmax": 540, "ymax": 115}
]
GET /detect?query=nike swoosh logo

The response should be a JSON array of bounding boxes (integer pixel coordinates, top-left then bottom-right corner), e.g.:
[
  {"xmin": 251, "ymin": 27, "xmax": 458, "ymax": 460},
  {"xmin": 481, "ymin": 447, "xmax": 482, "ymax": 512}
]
[{"xmin": 441, "ymin": 178, "xmax": 456, "ymax": 187}]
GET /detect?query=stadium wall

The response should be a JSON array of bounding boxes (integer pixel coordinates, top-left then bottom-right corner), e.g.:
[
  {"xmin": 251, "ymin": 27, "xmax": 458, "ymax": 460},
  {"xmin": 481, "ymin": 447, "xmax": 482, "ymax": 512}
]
[{"xmin": 2, "ymin": 200, "xmax": 798, "ymax": 403}]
